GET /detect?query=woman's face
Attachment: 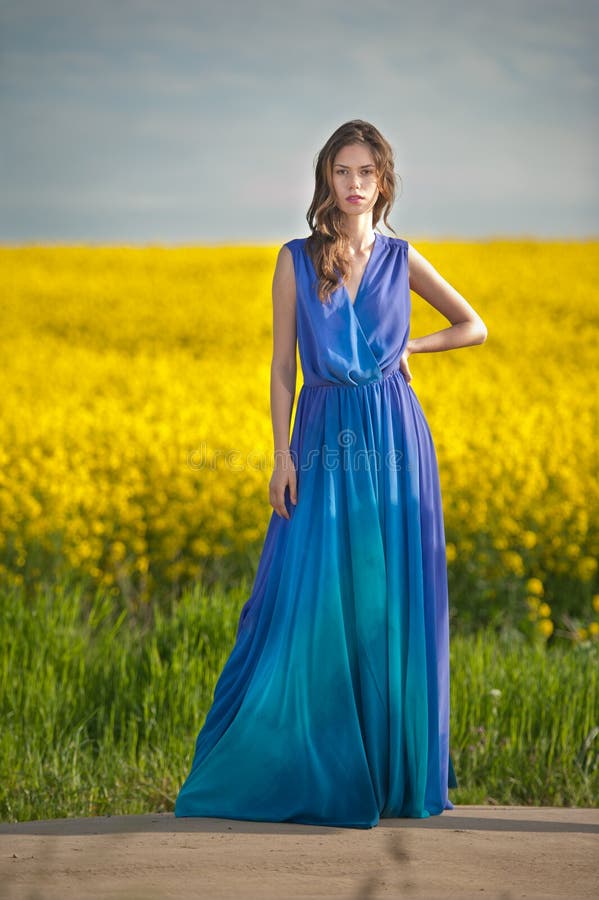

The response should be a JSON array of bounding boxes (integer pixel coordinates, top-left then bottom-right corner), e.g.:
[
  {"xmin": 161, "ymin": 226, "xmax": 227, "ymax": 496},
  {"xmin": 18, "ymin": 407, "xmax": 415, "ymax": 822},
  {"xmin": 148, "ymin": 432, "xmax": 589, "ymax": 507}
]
[{"xmin": 331, "ymin": 143, "xmax": 379, "ymax": 218}]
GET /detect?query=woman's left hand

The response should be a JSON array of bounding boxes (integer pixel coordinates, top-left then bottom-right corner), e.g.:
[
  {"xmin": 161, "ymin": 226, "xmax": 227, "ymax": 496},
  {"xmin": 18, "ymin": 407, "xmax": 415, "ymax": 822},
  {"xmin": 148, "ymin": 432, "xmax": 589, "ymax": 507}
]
[{"xmin": 399, "ymin": 345, "xmax": 413, "ymax": 385}]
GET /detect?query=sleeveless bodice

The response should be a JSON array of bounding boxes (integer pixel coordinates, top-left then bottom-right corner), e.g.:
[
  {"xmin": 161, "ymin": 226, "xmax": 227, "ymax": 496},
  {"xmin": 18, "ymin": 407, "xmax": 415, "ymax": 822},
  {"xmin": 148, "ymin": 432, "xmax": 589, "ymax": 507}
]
[{"xmin": 283, "ymin": 233, "xmax": 410, "ymax": 387}]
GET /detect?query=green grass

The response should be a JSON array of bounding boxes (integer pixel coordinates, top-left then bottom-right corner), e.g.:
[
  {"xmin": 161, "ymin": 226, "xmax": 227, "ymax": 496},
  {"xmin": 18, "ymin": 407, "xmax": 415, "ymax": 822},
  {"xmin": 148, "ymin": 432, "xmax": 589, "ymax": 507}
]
[{"xmin": 2, "ymin": 579, "xmax": 597, "ymax": 823}]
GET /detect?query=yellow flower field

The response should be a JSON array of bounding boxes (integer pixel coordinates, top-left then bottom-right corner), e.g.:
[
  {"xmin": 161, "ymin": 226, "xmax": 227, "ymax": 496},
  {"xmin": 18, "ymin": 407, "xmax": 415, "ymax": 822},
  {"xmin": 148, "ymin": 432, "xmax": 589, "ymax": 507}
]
[{"xmin": 0, "ymin": 240, "xmax": 597, "ymax": 636}]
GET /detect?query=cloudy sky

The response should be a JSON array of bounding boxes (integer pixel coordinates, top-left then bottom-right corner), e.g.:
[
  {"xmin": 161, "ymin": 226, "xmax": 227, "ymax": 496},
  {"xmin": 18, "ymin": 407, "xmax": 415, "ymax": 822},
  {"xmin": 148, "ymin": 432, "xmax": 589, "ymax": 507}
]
[{"xmin": 1, "ymin": 0, "xmax": 597, "ymax": 244}]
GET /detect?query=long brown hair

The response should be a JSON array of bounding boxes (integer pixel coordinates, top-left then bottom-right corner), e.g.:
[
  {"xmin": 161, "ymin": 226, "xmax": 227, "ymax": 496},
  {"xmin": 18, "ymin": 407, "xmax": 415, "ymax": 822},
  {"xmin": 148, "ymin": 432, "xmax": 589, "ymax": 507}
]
[{"xmin": 305, "ymin": 120, "xmax": 400, "ymax": 303}]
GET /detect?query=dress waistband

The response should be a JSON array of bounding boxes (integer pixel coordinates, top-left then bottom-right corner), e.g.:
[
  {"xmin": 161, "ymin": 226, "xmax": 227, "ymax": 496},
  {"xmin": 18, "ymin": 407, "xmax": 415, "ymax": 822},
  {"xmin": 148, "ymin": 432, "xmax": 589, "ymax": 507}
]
[{"xmin": 302, "ymin": 365, "xmax": 403, "ymax": 390}]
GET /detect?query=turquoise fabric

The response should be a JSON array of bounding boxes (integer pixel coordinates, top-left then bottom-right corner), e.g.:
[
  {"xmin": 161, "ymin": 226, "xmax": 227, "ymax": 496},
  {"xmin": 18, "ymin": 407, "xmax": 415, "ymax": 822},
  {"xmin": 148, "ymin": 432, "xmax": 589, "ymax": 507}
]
[{"xmin": 175, "ymin": 233, "xmax": 458, "ymax": 828}]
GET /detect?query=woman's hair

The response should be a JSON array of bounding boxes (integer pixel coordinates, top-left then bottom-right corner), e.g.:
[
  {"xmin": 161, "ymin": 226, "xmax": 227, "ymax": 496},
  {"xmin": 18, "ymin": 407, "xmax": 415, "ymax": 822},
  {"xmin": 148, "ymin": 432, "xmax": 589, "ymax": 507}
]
[{"xmin": 305, "ymin": 119, "xmax": 400, "ymax": 303}]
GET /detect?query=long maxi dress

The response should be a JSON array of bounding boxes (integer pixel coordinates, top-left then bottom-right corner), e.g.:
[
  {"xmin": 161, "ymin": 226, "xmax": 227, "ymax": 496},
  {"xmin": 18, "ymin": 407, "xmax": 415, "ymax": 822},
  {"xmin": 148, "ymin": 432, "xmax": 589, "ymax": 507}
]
[{"xmin": 174, "ymin": 233, "xmax": 458, "ymax": 828}]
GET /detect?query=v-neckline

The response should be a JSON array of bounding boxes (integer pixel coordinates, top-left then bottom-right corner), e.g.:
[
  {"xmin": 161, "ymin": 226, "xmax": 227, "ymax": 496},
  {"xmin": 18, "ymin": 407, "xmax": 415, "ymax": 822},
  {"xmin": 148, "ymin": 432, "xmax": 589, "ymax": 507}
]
[
  {"xmin": 302, "ymin": 233, "xmax": 380, "ymax": 308},
  {"xmin": 343, "ymin": 233, "xmax": 379, "ymax": 307}
]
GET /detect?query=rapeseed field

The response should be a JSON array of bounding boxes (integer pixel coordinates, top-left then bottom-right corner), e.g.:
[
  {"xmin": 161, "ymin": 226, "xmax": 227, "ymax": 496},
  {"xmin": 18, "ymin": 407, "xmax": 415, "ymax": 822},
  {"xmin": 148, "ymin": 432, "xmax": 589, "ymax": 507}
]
[{"xmin": 1, "ymin": 240, "xmax": 597, "ymax": 641}]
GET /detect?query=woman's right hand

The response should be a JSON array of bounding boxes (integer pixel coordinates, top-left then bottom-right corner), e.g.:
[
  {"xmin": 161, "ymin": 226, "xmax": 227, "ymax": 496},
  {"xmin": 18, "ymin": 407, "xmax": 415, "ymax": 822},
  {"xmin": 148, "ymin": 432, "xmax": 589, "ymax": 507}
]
[{"xmin": 269, "ymin": 450, "xmax": 297, "ymax": 519}]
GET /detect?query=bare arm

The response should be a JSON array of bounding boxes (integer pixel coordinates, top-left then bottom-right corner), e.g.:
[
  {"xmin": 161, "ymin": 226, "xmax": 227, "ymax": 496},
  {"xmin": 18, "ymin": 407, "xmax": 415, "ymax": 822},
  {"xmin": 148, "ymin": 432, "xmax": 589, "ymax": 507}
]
[
  {"xmin": 269, "ymin": 245, "xmax": 298, "ymax": 518},
  {"xmin": 406, "ymin": 243, "xmax": 488, "ymax": 354},
  {"xmin": 270, "ymin": 245, "xmax": 297, "ymax": 454}
]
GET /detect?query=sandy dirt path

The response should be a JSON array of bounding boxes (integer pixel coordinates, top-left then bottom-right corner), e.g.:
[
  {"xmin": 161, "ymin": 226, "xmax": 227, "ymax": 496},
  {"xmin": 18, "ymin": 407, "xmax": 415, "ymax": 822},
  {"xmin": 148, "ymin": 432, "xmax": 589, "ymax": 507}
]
[{"xmin": 1, "ymin": 805, "xmax": 598, "ymax": 900}]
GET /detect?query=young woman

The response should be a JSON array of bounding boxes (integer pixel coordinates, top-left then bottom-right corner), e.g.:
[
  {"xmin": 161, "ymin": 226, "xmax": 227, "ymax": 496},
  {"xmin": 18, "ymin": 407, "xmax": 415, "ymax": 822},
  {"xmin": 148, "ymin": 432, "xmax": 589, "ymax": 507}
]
[{"xmin": 175, "ymin": 119, "xmax": 487, "ymax": 828}]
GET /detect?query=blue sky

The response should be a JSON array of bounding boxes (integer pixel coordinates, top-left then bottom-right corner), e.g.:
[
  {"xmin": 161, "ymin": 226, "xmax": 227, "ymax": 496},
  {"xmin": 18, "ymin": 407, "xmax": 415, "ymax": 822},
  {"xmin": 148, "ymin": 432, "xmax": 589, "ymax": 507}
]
[{"xmin": 1, "ymin": 0, "xmax": 597, "ymax": 244}]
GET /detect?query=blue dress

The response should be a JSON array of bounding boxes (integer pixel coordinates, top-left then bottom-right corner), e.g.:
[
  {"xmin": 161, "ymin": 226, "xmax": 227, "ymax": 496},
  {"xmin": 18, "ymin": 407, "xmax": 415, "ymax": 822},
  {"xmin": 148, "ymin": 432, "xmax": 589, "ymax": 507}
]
[{"xmin": 174, "ymin": 233, "xmax": 458, "ymax": 828}]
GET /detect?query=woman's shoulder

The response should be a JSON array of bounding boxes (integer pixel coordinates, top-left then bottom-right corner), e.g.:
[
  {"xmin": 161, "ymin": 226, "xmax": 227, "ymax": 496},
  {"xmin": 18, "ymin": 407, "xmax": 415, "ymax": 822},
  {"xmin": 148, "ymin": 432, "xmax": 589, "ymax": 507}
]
[
  {"xmin": 281, "ymin": 235, "xmax": 309, "ymax": 249},
  {"xmin": 378, "ymin": 232, "xmax": 409, "ymax": 251}
]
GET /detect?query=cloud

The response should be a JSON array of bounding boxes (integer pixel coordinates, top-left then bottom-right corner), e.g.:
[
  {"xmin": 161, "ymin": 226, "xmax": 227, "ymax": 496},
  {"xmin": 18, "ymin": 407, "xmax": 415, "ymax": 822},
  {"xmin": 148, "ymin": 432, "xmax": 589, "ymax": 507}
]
[{"xmin": 1, "ymin": 0, "xmax": 597, "ymax": 241}]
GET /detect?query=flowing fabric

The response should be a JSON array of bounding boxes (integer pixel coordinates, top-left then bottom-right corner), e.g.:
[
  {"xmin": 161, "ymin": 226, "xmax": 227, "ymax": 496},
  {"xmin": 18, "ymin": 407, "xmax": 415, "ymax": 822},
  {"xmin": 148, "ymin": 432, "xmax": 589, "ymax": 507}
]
[{"xmin": 174, "ymin": 233, "xmax": 458, "ymax": 828}]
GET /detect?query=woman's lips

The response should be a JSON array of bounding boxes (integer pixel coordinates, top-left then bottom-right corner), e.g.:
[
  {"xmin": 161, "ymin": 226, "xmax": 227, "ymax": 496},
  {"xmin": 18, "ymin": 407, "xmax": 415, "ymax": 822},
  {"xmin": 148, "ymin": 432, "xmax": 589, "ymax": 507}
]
[{"xmin": 346, "ymin": 196, "xmax": 364, "ymax": 204}]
